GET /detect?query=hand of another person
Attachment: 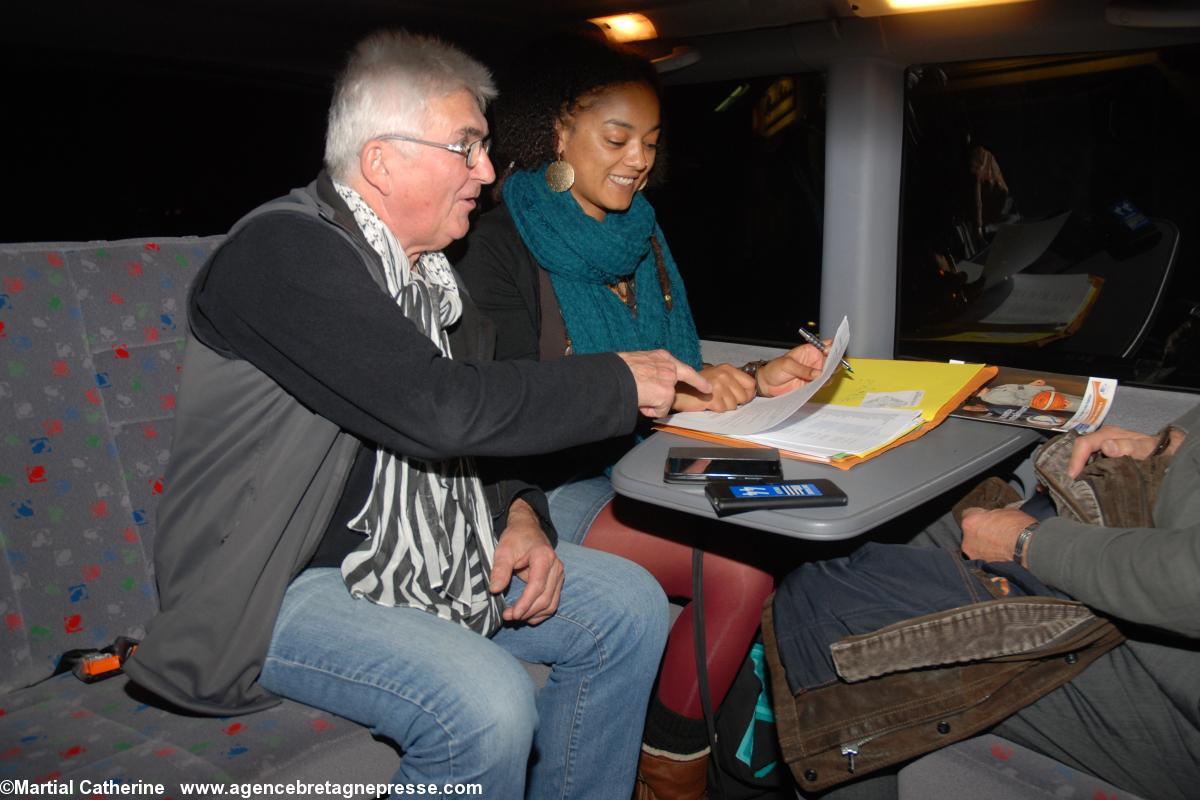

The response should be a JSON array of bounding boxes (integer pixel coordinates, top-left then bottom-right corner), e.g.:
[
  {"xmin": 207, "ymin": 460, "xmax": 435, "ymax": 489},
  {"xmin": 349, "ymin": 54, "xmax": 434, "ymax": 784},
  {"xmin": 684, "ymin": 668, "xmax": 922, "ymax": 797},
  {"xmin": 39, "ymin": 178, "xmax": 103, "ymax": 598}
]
[
  {"xmin": 617, "ymin": 350, "xmax": 711, "ymax": 418},
  {"xmin": 757, "ymin": 344, "xmax": 827, "ymax": 398},
  {"xmin": 674, "ymin": 363, "xmax": 756, "ymax": 412},
  {"xmin": 489, "ymin": 498, "xmax": 564, "ymax": 625},
  {"xmin": 1066, "ymin": 425, "xmax": 1184, "ymax": 479},
  {"xmin": 960, "ymin": 507, "xmax": 1037, "ymax": 564},
  {"xmin": 969, "ymin": 145, "xmax": 1010, "ymax": 237}
]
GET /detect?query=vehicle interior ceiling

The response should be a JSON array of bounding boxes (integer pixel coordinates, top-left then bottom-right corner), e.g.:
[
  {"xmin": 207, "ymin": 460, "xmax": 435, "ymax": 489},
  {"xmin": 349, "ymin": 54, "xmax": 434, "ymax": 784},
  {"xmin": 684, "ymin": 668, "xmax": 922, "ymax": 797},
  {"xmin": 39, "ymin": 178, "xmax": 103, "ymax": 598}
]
[{"xmin": 5, "ymin": 0, "xmax": 1200, "ymax": 389}]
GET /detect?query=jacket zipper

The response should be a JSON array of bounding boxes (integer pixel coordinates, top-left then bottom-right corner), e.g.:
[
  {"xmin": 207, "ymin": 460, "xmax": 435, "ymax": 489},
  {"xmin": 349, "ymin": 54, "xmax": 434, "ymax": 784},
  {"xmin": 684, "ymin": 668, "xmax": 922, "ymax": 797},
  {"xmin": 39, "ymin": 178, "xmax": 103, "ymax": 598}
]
[{"xmin": 840, "ymin": 735, "xmax": 880, "ymax": 774}]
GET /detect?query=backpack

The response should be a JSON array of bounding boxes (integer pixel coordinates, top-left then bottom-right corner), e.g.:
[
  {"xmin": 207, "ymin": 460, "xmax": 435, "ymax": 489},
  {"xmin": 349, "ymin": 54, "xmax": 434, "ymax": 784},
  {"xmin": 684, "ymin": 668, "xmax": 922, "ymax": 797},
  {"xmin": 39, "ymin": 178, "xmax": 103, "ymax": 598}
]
[{"xmin": 708, "ymin": 640, "xmax": 795, "ymax": 800}]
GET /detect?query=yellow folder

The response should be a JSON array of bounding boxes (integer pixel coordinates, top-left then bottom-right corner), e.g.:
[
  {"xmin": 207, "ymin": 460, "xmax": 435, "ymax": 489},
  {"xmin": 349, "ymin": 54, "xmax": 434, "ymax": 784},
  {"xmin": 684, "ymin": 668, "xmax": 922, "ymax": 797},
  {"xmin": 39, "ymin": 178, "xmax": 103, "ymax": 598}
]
[
  {"xmin": 657, "ymin": 359, "xmax": 996, "ymax": 470},
  {"xmin": 810, "ymin": 358, "xmax": 994, "ymax": 423}
]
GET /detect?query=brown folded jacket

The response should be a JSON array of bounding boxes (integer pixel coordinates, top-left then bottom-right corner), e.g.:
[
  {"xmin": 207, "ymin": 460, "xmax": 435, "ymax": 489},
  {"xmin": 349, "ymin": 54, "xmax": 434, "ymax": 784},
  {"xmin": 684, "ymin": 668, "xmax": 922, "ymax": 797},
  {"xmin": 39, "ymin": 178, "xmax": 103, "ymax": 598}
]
[
  {"xmin": 1032, "ymin": 426, "xmax": 1174, "ymax": 528},
  {"xmin": 762, "ymin": 594, "xmax": 1124, "ymax": 792},
  {"xmin": 763, "ymin": 427, "xmax": 1171, "ymax": 792}
]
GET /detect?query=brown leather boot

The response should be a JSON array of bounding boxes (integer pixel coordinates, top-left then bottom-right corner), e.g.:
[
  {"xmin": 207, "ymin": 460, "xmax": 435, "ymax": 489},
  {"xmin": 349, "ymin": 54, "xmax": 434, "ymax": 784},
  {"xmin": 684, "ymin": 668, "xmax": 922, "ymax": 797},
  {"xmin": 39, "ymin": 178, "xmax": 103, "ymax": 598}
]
[{"xmin": 633, "ymin": 745, "xmax": 709, "ymax": 800}]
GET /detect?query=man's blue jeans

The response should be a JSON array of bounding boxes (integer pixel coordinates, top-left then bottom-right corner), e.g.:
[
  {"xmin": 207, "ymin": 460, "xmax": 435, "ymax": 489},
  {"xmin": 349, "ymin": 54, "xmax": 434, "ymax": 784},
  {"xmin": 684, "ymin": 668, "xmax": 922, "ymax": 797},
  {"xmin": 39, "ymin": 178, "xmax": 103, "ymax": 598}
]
[
  {"xmin": 258, "ymin": 542, "xmax": 669, "ymax": 799},
  {"xmin": 543, "ymin": 475, "xmax": 615, "ymax": 546}
]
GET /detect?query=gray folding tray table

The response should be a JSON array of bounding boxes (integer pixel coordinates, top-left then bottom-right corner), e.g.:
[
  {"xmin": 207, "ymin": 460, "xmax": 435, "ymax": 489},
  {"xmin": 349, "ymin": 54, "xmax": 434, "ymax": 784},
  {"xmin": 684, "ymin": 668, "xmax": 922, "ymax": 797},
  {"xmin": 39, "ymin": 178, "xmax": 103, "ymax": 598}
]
[{"xmin": 611, "ymin": 419, "xmax": 1042, "ymax": 540}]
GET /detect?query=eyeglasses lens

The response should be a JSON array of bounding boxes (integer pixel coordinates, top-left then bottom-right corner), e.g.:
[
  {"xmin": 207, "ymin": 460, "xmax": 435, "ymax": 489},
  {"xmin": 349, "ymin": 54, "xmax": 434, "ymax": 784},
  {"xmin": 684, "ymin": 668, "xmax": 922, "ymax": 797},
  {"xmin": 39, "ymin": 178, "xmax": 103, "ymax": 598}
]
[{"xmin": 465, "ymin": 139, "xmax": 491, "ymax": 169}]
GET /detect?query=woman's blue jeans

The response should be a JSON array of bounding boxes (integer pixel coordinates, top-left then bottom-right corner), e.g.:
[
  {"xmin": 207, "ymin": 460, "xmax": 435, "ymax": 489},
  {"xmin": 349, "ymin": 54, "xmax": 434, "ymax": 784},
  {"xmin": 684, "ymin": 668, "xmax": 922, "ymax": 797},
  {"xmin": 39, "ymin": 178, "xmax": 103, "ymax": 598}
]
[{"xmin": 258, "ymin": 542, "xmax": 668, "ymax": 800}]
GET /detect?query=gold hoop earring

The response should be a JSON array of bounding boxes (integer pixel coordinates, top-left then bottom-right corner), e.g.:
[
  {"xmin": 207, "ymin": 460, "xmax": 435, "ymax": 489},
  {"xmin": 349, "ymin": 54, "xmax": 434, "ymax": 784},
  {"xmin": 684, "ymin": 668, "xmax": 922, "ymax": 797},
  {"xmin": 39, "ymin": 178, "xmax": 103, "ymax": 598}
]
[{"xmin": 546, "ymin": 159, "xmax": 575, "ymax": 192}]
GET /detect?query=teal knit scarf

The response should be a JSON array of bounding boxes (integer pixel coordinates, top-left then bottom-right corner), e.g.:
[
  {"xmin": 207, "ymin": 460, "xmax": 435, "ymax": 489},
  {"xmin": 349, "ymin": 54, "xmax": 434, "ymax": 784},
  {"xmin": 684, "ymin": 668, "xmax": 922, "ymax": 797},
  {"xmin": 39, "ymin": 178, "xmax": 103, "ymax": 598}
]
[{"xmin": 502, "ymin": 166, "xmax": 703, "ymax": 369}]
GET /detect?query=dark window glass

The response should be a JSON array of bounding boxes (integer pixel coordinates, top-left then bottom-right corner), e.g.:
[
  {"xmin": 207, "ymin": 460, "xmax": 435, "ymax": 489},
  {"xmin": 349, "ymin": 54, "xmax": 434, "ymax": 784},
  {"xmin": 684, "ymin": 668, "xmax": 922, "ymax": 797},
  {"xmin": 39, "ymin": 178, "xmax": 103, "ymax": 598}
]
[
  {"xmin": 897, "ymin": 46, "xmax": 1200, "ymax": 391},
  {"xmin": 652, "ymin": 74, "xmax": 825, "ymax": 346},
  {"xmin": 0, "ymin": 48, "xmax": 329, "ymax": 243}
]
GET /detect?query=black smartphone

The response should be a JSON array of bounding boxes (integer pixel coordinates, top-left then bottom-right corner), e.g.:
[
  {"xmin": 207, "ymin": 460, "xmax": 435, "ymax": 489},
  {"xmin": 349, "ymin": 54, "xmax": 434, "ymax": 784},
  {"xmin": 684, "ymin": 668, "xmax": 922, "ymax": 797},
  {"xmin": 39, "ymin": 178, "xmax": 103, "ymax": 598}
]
[
  {"xmin": 704, "ymin": 479, "xmax": 848, "ymax": 516},
  {"xmin": 663, "ymin": 446, "xmax": 783, "ymax": 484}
]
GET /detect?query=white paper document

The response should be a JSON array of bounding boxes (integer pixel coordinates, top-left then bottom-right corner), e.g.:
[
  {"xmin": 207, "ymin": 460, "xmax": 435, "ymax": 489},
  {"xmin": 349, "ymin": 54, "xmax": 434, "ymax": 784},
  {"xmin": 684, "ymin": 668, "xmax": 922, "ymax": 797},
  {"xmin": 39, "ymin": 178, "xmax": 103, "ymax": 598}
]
[
  {"xmin": 662, "ymin": 316, "xmax": 850, "ymax": 436},
  {"xmin": 742, "ymin": 405, "xmax": 924, "ymax": 460},
  {"xmin": 861, "ymin": 390, "xmax": 925, "ymax": 409}
]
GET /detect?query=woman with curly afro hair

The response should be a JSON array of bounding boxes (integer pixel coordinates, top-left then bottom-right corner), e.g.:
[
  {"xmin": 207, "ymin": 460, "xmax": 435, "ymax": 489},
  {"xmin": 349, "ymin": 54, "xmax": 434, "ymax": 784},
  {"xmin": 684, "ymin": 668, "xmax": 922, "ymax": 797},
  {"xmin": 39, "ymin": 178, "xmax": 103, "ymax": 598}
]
[{"xmin": 456, "ymin": 35, "xmax": 826, "ymax": 798}]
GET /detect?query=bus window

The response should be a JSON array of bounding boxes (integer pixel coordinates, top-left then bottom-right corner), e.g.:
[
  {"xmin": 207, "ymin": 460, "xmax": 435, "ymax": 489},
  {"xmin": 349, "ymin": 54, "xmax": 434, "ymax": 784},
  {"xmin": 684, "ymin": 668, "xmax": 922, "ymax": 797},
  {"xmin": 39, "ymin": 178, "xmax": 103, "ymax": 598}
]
[
  {"xmin": 896, "ymin": 44, "xmax": 1200, "ymax": 391},
  {"xmin": 652, "ymin": 73, "xmax": 825, "ymax": 347},
  {"xmin": 0, "ymin": 47, "xmax": 330, "ymax": 243}
]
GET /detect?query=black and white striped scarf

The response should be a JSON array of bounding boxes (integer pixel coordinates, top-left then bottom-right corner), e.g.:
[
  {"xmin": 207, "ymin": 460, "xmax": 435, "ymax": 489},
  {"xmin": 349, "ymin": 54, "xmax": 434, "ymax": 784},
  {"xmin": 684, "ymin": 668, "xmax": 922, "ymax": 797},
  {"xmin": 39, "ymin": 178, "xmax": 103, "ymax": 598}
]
[{"xmin": 334, "ymin": 181, "xmax": 503, "ymax": 637}]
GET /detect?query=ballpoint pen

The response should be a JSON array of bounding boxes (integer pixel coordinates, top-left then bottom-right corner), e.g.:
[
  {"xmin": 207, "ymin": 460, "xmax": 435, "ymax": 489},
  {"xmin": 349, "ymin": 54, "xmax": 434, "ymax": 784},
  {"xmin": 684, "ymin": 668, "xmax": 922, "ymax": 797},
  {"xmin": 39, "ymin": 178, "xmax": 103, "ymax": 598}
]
[{"xmin": 797, "ymin": 326, "xmax": 854, "ymax": 374}]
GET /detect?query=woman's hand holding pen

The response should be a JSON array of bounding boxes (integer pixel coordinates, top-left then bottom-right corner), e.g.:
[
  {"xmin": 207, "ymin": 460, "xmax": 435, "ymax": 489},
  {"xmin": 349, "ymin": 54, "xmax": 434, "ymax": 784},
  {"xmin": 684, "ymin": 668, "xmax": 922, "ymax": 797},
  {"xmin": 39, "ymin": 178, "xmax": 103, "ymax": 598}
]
[
  {"xmin": 797, "ymin": 326, "xmax": 853, "ymax": 374},
  {"xmin": 756, "ymin": 344, "xmax": 826, "ymax": 398}
]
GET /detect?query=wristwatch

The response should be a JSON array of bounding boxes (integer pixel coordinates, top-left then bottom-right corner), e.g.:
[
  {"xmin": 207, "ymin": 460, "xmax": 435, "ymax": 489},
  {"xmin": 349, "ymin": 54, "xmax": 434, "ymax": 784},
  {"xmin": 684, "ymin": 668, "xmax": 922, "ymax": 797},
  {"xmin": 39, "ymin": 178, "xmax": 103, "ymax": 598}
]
[{"xmin": 1013, "ymin": 521, "xmax": 1039, "ymax": 567}]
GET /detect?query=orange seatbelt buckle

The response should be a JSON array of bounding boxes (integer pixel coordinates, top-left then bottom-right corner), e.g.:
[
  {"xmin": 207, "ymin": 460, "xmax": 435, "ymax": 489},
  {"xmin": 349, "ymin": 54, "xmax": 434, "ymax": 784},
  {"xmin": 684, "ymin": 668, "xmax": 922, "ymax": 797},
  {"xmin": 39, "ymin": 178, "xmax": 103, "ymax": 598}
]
[
  {"xmin": 75, "ymin": 652, "xmax": 122, "ymax": 680},
  {"xmin": 69, "ymin": 638, "xmax": 139, "ymax": 683}
]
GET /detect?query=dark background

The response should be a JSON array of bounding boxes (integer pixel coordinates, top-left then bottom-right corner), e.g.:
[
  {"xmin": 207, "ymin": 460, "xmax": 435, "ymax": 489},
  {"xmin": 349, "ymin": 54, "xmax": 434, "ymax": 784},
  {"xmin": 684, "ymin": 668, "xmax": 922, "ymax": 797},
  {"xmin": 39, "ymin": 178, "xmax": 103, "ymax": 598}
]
[
  {"xmin": 1, "ymin": 6, "xmax": 827, "ymax": 351},
  {"xmin": 896, "ymin": 45, "xmax": 1200, "ymax": 390},
  {"xmin": 4, "ymin": 4, "xmax": 1198, "ymax": 390}
]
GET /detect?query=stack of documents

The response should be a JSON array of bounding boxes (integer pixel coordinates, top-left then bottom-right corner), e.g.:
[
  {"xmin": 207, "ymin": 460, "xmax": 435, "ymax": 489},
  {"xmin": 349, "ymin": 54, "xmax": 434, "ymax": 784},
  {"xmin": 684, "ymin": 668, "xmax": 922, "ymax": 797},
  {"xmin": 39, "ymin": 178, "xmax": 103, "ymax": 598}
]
[
  {"xmin": 740, "ymin": 403, "xmax": 925, "ymax": 462},
  {"xmin": 659, "ymin": 319, "xmax": 995, "ymax": 469}
]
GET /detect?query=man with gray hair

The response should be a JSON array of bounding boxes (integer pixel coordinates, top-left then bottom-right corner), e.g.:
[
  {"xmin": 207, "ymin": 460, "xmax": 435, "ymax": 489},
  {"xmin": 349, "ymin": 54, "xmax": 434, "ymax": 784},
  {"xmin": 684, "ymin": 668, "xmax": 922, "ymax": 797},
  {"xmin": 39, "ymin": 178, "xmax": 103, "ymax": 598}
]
[{"xmin": 125, "ymin": 30, "xmax": 709, "ymax": 799}]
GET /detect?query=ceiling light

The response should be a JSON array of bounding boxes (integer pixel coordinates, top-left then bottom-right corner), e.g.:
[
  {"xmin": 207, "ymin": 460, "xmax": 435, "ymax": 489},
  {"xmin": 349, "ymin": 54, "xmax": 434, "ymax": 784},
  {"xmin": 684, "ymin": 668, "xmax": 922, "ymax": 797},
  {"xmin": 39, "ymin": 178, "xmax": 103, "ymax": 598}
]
[
  {"xmin": 588, "ymin": 13, "xmax": 658, "ymax": 42},
  {"xmin": 848, "ymin": 0, "xmax": 1035, "ymax": 16}
]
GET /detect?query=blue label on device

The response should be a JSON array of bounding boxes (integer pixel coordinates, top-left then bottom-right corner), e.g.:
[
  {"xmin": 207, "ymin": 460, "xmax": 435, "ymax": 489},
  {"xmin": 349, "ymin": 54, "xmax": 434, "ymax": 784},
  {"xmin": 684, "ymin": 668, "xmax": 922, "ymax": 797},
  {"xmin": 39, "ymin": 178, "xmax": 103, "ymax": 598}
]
[{"xmin": 730, "ymin": 483, "xmax": 822, "ymax": 498}]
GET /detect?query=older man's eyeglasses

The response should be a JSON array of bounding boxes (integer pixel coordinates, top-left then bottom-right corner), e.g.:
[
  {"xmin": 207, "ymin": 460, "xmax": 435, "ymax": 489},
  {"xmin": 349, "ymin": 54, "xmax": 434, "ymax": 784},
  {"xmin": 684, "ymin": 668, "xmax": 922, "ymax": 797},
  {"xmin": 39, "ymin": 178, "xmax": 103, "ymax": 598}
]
[{"xmin": 376, "ymin": 134, "xmax": 491, "ymax": 168}]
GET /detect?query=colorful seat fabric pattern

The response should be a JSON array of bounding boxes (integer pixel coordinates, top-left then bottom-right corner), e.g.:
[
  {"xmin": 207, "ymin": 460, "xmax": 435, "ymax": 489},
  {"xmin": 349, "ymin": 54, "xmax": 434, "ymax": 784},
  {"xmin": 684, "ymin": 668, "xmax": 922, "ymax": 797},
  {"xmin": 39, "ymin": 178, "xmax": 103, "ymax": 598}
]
[
  {"xmin": 899, "ymin": 733, "xmax": 1143, "ymax": 799},
  {"xmin": 1, "ymin": 239, "xmax": 216, "ymax": 692},
  {"xmin": 0, "ymin": 238, "xmax": 399, "ymax": 797},
  {"xmin": 2, "ymin": 674, "xmax": 398, "ymax": 791}
]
